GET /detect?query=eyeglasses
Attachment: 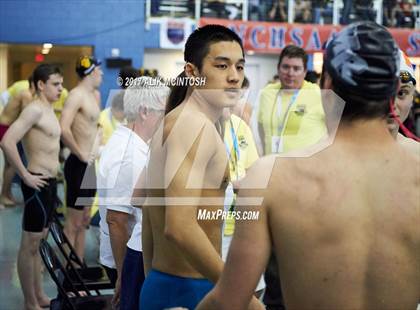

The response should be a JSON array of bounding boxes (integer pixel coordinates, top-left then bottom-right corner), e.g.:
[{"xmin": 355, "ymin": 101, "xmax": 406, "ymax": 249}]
[{"xmin": 400, "ymin": 71, "xmax": 416, "ymax": 85}]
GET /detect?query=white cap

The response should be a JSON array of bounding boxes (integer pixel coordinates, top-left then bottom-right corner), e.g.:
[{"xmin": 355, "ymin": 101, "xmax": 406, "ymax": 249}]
[{"xmin": 399, "ymin": 49, "xmax": 415, "ymax": 83}]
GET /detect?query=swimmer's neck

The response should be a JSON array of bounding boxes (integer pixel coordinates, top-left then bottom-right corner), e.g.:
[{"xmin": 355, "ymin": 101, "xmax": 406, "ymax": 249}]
[
  {"xmin": 187, "ymin": 90, "xmax": 223, "ymax": 123},
  {"xmin": 390, "ymin": 127, "xmax": 399, "ymax": 140},
  {"xmin": 78, "ymin": 79, "xmax": 96, "ymax": 92},
  {"xmin": 35, "ymin": 93, "xmax": 54, "ymax": 106},
  {"xmin": 336, "ymin": 119, "xmax": 394, "ymax": 144}
]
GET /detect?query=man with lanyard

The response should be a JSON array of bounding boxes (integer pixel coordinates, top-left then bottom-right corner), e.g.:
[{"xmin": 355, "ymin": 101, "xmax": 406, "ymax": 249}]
[
  {"xmin": 257, "ymin": 44, "xmax": 326, "ymax": 310},
  {"xmin": 257, "ymin": 45, "xmax": 326, "ymax": 155},
  {"xmin": 221, "ymin": 104, "xmax": 265, "ymax": 295}
]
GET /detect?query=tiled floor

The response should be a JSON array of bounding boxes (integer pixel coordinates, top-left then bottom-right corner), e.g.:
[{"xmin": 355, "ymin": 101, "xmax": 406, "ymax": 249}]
[{"xmin": 0, "ymin": 183, "xmax": 100, "ymax": 310}]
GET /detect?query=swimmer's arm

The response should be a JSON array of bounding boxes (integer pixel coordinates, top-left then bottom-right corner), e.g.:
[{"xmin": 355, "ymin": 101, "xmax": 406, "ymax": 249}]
[
  {"xmin": 164, "ymin": 124, "xmax": 224, "ymax": 283},
  {"xmin": 142, "ymin": 206, "xmax": 153, "ymax": 276},
  {"xmin": 60, "ymin": 92, "xmax": 85, "ymax": 161},
  {"xmin": 0, "ymin": 105, "xmax": 41, "ymax": 180},
  {"xmin": 197, "ymin": 171, "xmax": 270, "ymax": 310}
]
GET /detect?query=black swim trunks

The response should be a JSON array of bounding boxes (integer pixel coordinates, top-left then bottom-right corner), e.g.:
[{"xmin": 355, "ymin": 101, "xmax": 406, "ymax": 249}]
[
  {"xmin": 64, "ymin": 153, "xmax": 96, "ymax": 210},
  {"xmin": 21, "ymin": 173, "xmax": 57, "ymax": 232}
]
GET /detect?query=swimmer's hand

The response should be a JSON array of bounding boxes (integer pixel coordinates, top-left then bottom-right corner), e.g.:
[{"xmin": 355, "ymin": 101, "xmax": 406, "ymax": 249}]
[
  {"xmin": 23, "ymin": 172, "xmax": 48, "ymax": 191},
  {"xmin": 248, "ymin": 296, "xmax": 265, "ymax": 310},
  {"xmin": 196, "ymin": 293, "xmax": 264, "ymax": 310},
  {"xmin": 77, "ymin": 150, "xmax": 96, "ymax": 165},
  {"xmin": 111, "ymin": 276, "xmax": 121, "ymax": 309}
]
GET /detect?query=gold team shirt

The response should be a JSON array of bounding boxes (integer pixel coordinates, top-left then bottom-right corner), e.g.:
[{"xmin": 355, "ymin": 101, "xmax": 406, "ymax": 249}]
[
  {"xmin": 258, "ymin": 80, "xmax": 327, "ymax": 154},
  {"xmin": 98, "ymin": 107, "xmax": 121, "ymax": 146},
  {"xmin": 53, "ymin": 88, "xmax": 68, "ymax": 120},
  {"xmin": 223, "ymin": 114, "xmax": 259, "ymax": 235},
  {"xmin": 7, "ymin": 80, "xmax": 29, "ymax": 98}
]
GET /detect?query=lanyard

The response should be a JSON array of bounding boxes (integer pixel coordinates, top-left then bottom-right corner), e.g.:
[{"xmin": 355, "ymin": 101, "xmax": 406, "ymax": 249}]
[
  {"xmin": 224, "ymin": 119, "xmax": 240, "ymax": 180},
  {"xmin": 270, "ymin": 89, "xmax": 299, "ymax": 137}
]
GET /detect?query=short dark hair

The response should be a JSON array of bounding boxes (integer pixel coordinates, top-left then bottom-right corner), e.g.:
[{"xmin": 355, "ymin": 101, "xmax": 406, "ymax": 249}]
[
  {"xmin": 277, "ymin": 45, "xmax": 308, "ymax": 70},
  {"xmin": 119, "ymin": 66, "xmax": 140, "ymax": 89},
  {"xmin": 166, "ymin": 25, "xmax": 245, "ymax": 115},
  {"xmin": 304, "ymin": 71, "xmax": 320, "ymax": 84},
  {"xmin": 32, "ymin": 64, "xmax": 61, "ymax": 92}
]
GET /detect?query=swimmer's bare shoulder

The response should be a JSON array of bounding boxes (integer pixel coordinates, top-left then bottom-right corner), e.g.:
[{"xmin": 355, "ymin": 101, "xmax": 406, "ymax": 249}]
[
  {"xmin": 163, "ymin": 105, "xmax": 220, "ymax": 149},
  {"xmin": 397, "ymin": 133, "xmax": 420, "ymax": 157}
]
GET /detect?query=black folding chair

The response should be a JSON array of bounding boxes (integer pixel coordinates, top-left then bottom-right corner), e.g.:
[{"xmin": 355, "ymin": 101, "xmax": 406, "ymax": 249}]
[
  {"xmin": 39, "ymin": 239, "xmax": 113, "ymax": 310},
  {"xmin": 49, "ymin": 219, "xmax": 114, "ymax": 291}
]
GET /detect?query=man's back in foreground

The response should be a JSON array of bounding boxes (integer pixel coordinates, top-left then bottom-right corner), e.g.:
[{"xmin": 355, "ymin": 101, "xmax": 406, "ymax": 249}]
[
  {"xmin": 197, "ymin": 21, "xmax": 419, "ymax": 310},
  {"xmin": 265, "ymin": 124, "xmax": 419, "ymax": 309}
]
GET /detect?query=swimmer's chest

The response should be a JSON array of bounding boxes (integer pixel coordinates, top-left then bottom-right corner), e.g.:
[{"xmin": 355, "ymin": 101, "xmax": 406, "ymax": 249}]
[
  {"xmin": 204, "ymin": 142, "xmax": 230, "ymax": 191},
  {"xmin": 78, "ymin": 95, "xmax": 100, "ymax": 123},
  {"xmin": 34, "ymin": 109, "xmax": 61, "ymax": 138}
]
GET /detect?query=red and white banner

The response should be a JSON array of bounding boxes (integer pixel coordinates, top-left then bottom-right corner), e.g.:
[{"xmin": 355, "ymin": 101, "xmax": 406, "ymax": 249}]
[{"xmin": 200, "ymin": 18, "xmax": 420, "ymax": 56}]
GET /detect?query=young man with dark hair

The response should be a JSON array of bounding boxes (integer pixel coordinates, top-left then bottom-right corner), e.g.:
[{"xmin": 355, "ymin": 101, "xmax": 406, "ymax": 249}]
[
  {"xmin": 1, "ymin": 64, "xmax": 63, "ymax": 310},
  {"xmin": 138, "ymin": 24, "xmax": 261, "ymax": 309},
  {"xmin": 61, "ymin": 56, "xmax": 102, "ymax": 261},
  {"xmin": 198, "ymin": 22, "xmax": 419, "ymax": 310}
]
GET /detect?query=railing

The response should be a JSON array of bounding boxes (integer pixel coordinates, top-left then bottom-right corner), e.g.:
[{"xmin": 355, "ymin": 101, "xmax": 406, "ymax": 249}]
[{"xmin": 146, "ymin": 0, "xmax": 419, "ymax": 29}]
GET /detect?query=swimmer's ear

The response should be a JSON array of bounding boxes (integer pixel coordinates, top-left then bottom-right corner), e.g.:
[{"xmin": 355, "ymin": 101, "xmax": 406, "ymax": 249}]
[
  {"xmin": 321, "ymin": 71, "xmax": 333, "ymax": 90},
  {"xmin": 37, "ymin": 80, "xmax": 45, "ymax": 92},
  {"xmin": 185, "ymin": 62, "xmax": 198, "ymax": 78}
]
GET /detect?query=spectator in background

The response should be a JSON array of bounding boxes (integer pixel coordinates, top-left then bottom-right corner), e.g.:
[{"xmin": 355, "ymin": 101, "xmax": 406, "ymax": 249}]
[
  {"xmin": 98, "ymin": 91, "xmax": 125, "ymax": 148},
  {"xmin": 311, "ymin": 0, "xmax": 327, "ymax": 24},
  {"xmin": 249, "ymin": 0, "xmax": 268, "ymax": 21},
  {"xmin": 383, "ymin": 0, "xmax": 398, "ymax": 26},
  {"xmin": 203, "ymin": 0, "xmax": 229, "ymax": 18},
  {"xmin": 395, "ymin": 0, "xmax": 415, "ymax": 28},
  {"xmin": 268, "ymin": 0, "xmax": 287, "ymax": 21},
  {"xmin": 354, "ymin": 0, "xmax": 376, "ymax": 22},
  {"xmin": 341, "ymin": 0, "xmax": 353, "ymax": 24},
  {"xmin": 294, "ymin": 0, "xmax": 312, "ymax": 23},
  {"xmin": 257, "ymin": 45, "xmax": 326, "ymax": 155}
]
